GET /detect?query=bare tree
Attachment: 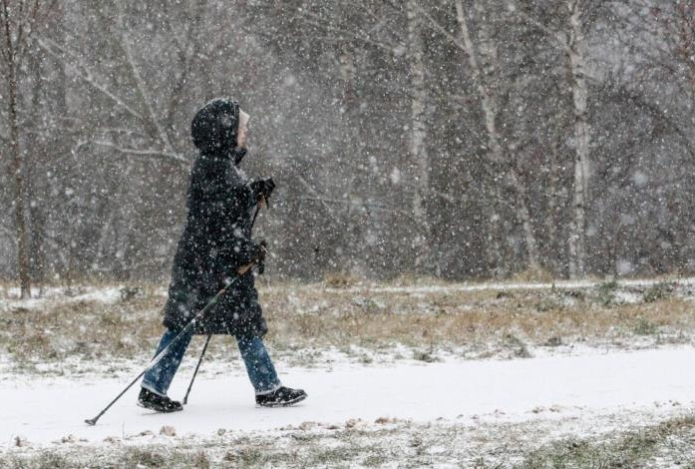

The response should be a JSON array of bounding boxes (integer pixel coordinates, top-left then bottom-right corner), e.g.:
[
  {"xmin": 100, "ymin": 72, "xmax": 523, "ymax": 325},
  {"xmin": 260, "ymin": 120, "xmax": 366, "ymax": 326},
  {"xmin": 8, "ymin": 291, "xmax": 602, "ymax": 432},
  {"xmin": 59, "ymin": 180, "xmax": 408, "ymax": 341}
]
[
  {"xmin": 406, "ymin": 0, "xmax": 431, "ymax": 270},
  {"xmin": 512, "ymin": 0, "xmax": 601, "ymax": 278},
  {"xmin": 417, "ymin": 0, "xmax": 541, "ymax": 274},
  {"xmin": 0, "ymin": 0, "xmax": 57, "ymax": 297},
  {"xmin": 1, "ymin": 0, "xmax": 694, "ymax": 283}
]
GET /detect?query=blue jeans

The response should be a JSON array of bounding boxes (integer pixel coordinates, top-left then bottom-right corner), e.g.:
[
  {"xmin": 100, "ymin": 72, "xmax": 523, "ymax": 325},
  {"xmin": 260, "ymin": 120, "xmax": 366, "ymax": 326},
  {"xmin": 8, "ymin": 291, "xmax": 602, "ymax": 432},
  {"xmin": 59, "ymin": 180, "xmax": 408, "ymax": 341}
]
[{"xmin": 142, "ymin": 329, "xmax": 281, "ymax": 396}]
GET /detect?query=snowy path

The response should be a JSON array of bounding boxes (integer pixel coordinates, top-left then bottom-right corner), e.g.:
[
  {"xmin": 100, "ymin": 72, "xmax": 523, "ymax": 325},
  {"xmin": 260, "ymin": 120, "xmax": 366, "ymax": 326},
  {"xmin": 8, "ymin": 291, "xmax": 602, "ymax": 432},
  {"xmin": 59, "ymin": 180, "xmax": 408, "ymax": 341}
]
[{"xmin": 2, "ymin": 346, "xmax": 695, "ymax": 446}]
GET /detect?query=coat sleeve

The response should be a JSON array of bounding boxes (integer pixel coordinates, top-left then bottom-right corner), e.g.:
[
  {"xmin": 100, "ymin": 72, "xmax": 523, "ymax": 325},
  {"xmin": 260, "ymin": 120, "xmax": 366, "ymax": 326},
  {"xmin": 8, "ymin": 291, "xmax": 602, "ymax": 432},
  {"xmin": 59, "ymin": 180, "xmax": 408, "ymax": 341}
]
[
  {"xmin": 188, "ymin": 159, "xmax": 261, "ymax": 280},
  {"xmin": 217, "ymin": 184, "xmax": 261, "ymax": 275},
  {"xmin": 208, "ymin": 165, "xmax": 261, "ymax": 278}
]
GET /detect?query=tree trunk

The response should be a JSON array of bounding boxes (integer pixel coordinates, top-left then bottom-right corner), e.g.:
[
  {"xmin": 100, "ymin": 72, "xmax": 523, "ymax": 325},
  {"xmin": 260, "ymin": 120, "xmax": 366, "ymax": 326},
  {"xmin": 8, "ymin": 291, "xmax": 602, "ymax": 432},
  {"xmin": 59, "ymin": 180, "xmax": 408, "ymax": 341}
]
[
  {"xmin": 455, "ymin": 0, "xmax": 540, "ymax": 273},
  {"xmin": 406, "ymin": 0, "xmax": 431, "ymax": 271},
  {"xmin": 28, "ymin": 46, "xmax": 46, "ymax": 293},
  {"xmin": 8, "ymin": 62, "xmax": 32, "ymax": 298},
  {"xmin": 547, "ymin": 126, "xmax": 562, "ymax": 275},
  {"xmin": 567, "ymin": 0, "xmax": 591, "ymax": 279}
]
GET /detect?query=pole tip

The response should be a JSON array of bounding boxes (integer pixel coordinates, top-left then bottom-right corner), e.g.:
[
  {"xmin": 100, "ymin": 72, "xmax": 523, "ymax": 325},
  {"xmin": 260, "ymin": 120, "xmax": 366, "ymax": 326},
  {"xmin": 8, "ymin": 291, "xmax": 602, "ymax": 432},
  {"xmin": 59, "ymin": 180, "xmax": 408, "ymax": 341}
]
[{"xmin": 85, "ymin": 418, "xmax": 97, "ymax": 426}]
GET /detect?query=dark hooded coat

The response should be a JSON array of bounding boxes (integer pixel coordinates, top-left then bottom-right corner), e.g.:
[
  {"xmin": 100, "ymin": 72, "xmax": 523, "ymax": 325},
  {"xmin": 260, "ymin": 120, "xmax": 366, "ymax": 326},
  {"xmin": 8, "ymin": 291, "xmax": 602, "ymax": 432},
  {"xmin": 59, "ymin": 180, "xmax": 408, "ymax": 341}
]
[{"xmin": 162, "ymin": 98, "xmax": 267, "ymax": 337}]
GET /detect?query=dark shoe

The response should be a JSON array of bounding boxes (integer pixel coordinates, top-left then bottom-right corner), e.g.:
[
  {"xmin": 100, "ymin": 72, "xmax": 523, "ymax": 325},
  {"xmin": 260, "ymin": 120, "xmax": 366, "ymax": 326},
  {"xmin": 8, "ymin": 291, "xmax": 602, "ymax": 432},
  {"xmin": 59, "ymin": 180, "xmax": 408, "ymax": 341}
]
[
  {"xmin": 138, "ymin": 388, "xmax": 183, "ymax": 413},
  {"xmin": 255, "ymin": 386, "xmax": 307, "ymax": 407}
]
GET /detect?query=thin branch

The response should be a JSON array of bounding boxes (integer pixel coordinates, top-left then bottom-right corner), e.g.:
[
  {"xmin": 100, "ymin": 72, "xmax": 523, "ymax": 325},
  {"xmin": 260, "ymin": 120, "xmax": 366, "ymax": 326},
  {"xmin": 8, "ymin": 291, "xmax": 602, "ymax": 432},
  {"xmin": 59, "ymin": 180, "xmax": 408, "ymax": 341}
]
[
  {"xmin": 119, "ymin": 31, "xmax": 177, "ymax": 157},
  {"xmin": 295, "ymin": 173, "xmax": 342, "ymax": 223},
  {"xmin": 296, "ymin": 10, "xmax": 403, "ymax": 54},
  {"xmin": 1, "ymin": 0, "xmax": 14, "ymax": 66},
  {"xmin": 295, "ymin": 195, "xmax": 419, "ymax": 223},
  {"xmin": 411, "ymin": 1, "xmax": 466, "ymax": 52},
  {"xmin": 16, "ymin": 0, "xmax": 47, "ymax": 64},
  {"xmin": 90, "ymin": 140, "xmax": 190, "ymax": 165},
  {"xmin": 507, "ymin": 1, "xmax": 572, "ymax": 53},
  {"xmin": 37, "ymin": 37, "xmax": 145, "ymax": 122},
  {"xmin": 355, "ymin": 1, "xmax": 406, "ymax": 45},
  {"xmin": 164, "ymin": 0, "xmax": 206, "ymax": 135},
  {"xmin": 14, "ymin": 0, "xmax": 26, "ymax": 57},
  {"xmin": 0, "ymin": 223, "xmax": 15, "ymax": 243}
]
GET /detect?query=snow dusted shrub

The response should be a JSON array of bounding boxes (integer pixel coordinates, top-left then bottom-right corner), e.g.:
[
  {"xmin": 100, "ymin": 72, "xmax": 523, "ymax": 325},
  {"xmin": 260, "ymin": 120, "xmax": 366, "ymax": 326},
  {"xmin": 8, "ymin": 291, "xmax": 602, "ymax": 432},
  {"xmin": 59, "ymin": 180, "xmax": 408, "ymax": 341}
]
[
  {"xmin": 323, "ymin": 274, "xmax": 359, "ymax": 288},
  {"xmin": 643, "ymin": 282, "xmax": 675, "ymax": 304}
]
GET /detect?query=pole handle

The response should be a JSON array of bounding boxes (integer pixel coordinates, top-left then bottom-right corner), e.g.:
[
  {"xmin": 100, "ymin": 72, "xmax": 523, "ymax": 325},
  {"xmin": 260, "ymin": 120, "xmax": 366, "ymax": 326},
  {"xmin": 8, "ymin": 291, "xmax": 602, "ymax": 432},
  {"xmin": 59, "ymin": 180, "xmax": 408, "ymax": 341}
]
[{"xmin": 238, "ymin": 264, "xmax": 253, "ymax": 276}]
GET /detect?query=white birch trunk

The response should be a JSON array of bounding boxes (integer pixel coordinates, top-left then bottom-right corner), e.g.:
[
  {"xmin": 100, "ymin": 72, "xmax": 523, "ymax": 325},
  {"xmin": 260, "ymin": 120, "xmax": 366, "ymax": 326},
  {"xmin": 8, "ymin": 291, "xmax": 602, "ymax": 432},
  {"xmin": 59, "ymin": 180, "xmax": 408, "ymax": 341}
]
[
  {"xmin": 455, "ymin": 0, "xmax": 540, "ymax": 272},
  {"xmin": 567, "ymin": 0, "xmax": 591, "ymax": 278},
  {"xmin": 406, "ymin": 0, "xmax": 431, "ymax": 270}
]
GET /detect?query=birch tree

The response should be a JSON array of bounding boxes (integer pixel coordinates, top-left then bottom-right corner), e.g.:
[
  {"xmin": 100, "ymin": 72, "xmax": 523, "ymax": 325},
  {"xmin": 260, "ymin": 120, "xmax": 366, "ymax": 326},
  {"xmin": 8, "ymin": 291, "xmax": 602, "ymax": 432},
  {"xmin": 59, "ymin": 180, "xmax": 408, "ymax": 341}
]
[
  {"xmin": 565, "ymin": 0, "xmax": 592, "ymax": 278},
  {"xmin": 418, "ymin": 0, "xmax": 541, "ymax": 274},
  {"xmin": 255, "ymin": 0, "xmax": 438, "ymax": 273},
  {"xmin": 406, "ymin": 0, "xmax": 431, "ymax": 270},
  {"xmin": 511, "ymin": 0, "xmax": 601, "ymax": 278}
]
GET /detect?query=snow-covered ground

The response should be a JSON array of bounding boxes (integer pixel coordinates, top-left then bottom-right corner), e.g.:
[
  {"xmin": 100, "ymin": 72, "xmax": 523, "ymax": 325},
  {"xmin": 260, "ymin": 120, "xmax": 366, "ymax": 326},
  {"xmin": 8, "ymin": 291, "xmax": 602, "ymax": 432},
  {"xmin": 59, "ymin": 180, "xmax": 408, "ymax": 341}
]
[
  {"xmin": 3, "ymin": 281, "xmax": 695, "ymax": 466},
  {"xmin": 3, "ymin": 347, "xmax": 695, "ymax": 445}
]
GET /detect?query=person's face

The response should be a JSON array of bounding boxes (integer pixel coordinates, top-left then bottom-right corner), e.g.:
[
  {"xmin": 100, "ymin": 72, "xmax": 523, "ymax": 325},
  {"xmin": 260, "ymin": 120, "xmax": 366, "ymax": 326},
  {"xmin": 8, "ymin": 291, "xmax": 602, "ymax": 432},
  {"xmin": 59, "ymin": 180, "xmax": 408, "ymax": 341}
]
[
  {"xmin": 237, "ymin": 109, "xmax": 251, "ymax": 148},
  {"xmin": 238, "ymin": 122, "xmax": 249, "ymax": 148}
]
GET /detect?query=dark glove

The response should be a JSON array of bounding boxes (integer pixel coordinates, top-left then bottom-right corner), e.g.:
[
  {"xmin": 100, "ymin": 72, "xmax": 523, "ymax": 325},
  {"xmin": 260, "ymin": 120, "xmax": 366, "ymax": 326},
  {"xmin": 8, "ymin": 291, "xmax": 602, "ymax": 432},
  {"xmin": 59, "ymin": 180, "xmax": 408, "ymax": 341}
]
[
  {"xmin": 250, "ymin": 177, "xmax": 276, "ymax": 206},
  {"xmin": 240, "ymin": 240, "xmax": 267, "ymax": 276},
  {"xmin": 254, "ymin": 240, "xmax": 267, "ymax": 263},
  {"xmin": 256, "ymin": 240, "xmax": 267, "ymax": 275}
]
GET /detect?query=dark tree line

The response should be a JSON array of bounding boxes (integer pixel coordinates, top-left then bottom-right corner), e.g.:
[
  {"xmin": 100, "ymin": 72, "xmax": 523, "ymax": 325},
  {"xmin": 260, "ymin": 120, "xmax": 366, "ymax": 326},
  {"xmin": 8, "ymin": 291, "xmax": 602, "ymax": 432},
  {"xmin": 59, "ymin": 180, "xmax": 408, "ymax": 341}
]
[{"xmin": 1, "ymin": 0, "xmax": 694, "ymax": 295}]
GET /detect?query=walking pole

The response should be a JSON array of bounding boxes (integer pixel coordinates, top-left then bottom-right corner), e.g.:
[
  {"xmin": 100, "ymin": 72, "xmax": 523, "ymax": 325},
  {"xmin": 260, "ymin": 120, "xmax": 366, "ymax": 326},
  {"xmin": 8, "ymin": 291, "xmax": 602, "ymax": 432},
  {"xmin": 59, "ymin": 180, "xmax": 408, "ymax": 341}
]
[
  {"xmin": 85, "ymin": 270, "xmax": 249, "ymax": 426},
  {"xmin": 181, "ymin": 202, "xmax": 265, "ymax": 405},
  {"xmin": 183, "ymin": 333, "xmax": 212, "ymax": 405}
]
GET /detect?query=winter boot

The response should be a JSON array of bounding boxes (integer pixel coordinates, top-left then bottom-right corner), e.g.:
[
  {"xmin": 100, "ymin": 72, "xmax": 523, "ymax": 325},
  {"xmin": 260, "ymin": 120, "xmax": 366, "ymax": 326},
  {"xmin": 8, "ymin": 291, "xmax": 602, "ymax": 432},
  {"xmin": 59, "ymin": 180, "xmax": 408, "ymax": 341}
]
[
  {"xmin": 138, "ymin": 388, "xmax": 183, "ymax": 413},
  {"xmin": 255, "ymin": 386, "xmax": 307, "ymax": 407}
]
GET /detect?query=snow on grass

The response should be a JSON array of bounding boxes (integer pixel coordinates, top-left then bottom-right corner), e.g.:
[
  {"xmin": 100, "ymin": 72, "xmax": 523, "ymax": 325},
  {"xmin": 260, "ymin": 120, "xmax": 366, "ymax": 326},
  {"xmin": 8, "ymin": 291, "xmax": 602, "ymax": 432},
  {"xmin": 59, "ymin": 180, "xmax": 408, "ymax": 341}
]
[
  {"xmin": 2, "ymin": 279, "xmax": 695, "ymax": 382},
  {"xmin": 317, "ymin": 276, "xmax": 695, "ymax": 295},
  {"xmin": 3, "ymin": 280, "xmax": 695, "ymax": 465},
  {"xmin": 0, "ymin": 285, "xmax": 124, "ymax": 311}
]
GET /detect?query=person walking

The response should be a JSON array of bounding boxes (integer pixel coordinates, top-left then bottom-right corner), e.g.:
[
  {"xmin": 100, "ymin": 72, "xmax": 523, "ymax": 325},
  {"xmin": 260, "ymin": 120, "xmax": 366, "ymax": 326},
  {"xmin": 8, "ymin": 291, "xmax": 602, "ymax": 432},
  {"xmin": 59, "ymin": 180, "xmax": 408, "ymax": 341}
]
[{"xmin": 138, "ymin": 98, "xmax": 307, "ymax": 412}]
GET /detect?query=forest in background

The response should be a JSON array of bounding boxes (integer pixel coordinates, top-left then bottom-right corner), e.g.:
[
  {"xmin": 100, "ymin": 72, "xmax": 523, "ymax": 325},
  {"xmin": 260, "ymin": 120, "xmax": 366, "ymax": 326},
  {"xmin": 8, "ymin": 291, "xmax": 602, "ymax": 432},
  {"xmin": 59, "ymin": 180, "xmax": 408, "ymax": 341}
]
[{"xmin": 1, "ymin": 0, "xmax": 694, "ymax": 295}]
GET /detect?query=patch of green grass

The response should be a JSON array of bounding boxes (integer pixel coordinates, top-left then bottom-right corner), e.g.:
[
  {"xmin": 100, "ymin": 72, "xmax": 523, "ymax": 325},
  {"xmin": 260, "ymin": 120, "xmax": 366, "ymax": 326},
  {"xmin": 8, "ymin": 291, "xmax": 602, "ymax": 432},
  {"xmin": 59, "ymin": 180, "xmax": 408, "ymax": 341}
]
[
  {"xmin": 0, "ymin": 451, "xmax": 71, "ymax": 469},
  {"xmin": 595, "ymin": 280, "xmax": 619, "ymax": 306},
  {"xmin": 413, "ymin": 343, "xmax": 440, "ymax": 363},
  {"xmin": 633, "ymin": 317, "xmax": 659, "ymax": 336},
  {"xmin": 122, "ymin": 447, "xmax": 168, "ymax": 467},
  {"xmin": 6, "ymin": 417, "xmax": 695, "ymax": 469},
  {"xmin": 643, "ymin": 282, "xmax": 675, "ymax": 303},
  {"xmin": 305, "ymin": 443, "xmax": 387, "ymax": 467},
  {"xmin": 515, "ymin": 415, "xmax": 695, "ymax": 469}
]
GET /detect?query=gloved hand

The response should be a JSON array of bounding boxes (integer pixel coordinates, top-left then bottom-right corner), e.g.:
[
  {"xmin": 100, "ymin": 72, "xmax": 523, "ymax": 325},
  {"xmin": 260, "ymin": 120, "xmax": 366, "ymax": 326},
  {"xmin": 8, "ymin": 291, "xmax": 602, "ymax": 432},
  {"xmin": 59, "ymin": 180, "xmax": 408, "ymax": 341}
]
[
  {"xmin": 255, "ymin": 239, "xmax": 268, "ymax": 275},
  {"xmin": 250, "ymin": 177, "xmax": 276, "ymax": 206},
  {"xmin": 258, "ymin": 239, "xmax": 268, "ymax": 275},
  {"xmin": 239, "ymin": 240, "xmax": 267, "ymax": 276},
  {"xmin": 254, "ymin": 239, "xmax": 268, "ymax": 264}
]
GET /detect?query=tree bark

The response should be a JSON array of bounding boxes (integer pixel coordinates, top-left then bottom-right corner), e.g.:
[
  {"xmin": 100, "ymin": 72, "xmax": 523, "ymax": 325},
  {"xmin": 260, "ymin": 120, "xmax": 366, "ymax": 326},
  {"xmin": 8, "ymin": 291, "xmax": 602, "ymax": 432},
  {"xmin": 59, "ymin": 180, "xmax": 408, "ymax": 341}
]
[
  {"xmin": 8, "ymin": 53, "xmax": 32, "ymax": 298},
  {"xmin": 455, "ymin": 0, "xmax": 540, "ymax": 272},
  {"xmin": 567, "ymin": 0, "xmax": 591, "ymax": 279},
  {"xmin": 2, "ymin": 2, "xmax": 32, "ymax": 298},
  {"xmin": 406, "ymin": 0, "xmax": 431, "ymax": 271}
]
